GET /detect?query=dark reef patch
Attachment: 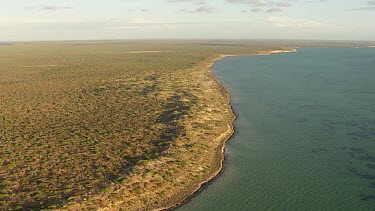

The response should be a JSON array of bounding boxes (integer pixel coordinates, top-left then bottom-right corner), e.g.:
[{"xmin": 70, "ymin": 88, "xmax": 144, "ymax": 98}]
[
  {"xmin": 360, "ymin": 193, "xmax": 375, "ymax": 201},
  {"xmin": 311, "ymin": 148, "xmax": 327, "ymax": 153}
]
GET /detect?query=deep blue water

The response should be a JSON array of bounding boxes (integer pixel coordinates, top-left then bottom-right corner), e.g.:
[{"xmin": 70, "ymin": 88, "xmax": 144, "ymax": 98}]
[{"xmin": 177, "ymin": 48, "xmax": 375, "ymax": 210}]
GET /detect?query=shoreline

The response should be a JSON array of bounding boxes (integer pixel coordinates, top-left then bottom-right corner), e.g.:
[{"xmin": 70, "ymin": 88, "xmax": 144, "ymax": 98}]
[
  {"xmin": 154, "ymin": 54, "xmax": 236, "ymax": 211},
  {"xmin": 259, "ymin": 48, "xmax": 297, "ymax": 55},
  {"xmin": 157, "ymin": 48, "xmax": 298, "ymax": 211}
]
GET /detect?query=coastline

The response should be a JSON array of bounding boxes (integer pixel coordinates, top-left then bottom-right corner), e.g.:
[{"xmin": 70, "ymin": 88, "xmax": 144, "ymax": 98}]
[
  {"xmin": 153, "ymin": 53, "xmax": 237, "ymax": 211},
  {"xmin": 156, "ymin": 48, "xmax": 298, "ymax": 211},
  {"xmin": 260, "ymin": 48, "xmax": 297, "ymax": 55}
]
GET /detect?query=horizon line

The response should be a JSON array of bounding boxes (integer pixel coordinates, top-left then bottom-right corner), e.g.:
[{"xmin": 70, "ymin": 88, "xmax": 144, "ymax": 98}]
[{"xmin": 2, "ymin": 38, "xmax": 375, "ymax": 43}]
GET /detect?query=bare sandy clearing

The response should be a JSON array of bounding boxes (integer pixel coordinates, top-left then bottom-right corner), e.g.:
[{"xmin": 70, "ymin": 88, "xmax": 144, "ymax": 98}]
[
  {"xmin": 21, "ymin": 65, "xmax": 60, "ymax": 68},
  {"xmin": 125, "ymin": 51, "xmax": 170, "ymax": 54}
]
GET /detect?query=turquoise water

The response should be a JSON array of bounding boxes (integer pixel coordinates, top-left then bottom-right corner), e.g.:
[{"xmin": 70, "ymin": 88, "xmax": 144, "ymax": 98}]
[{"xmin": 176, "ymin": 48, "xmax": 375, "ymax": 210}]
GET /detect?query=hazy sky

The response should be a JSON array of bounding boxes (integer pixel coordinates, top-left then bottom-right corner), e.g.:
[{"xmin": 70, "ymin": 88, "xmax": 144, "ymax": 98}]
[{"xmin": 1, "ymin": 0, "xmax": 374, "ymax": 41}]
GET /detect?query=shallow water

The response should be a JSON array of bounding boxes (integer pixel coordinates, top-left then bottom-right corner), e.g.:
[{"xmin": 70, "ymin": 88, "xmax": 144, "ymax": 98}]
[{"xmin": 176, "ymin": 48, "xmax": 375, "ymax": 210}]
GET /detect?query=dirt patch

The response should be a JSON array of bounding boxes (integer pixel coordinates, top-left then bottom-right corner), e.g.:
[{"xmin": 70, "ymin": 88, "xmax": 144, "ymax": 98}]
[
  {"xmin": 125, "ymin": 51, "xmax": 170, "ymax": 54},
  {"xmin": 21, "ymin": 65, "xmax": 60, "ymax": 68}
]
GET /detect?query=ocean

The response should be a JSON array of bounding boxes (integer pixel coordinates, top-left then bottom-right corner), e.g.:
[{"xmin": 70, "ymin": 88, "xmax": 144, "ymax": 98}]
[{"xmin": 176, "ymin": 47, "xmax": 375, "ymax": 210}]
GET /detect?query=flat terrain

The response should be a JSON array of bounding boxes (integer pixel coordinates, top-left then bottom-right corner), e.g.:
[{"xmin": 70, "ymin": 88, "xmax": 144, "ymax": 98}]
[{"xmin": 0, "ymin": 40, "xmax": 374, "ymax": 210}]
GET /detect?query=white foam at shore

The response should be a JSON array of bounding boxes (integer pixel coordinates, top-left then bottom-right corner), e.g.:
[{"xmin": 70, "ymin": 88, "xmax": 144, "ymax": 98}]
[{"xmin": 268, "ymin": 48, "xmax": 297, "ymax": 54}]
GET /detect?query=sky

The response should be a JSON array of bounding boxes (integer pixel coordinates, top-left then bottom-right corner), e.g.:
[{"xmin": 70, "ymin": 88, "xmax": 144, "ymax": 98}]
[{"xmin": 0, "ymin": 0, "xmax": 374, "ymax": 41}]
